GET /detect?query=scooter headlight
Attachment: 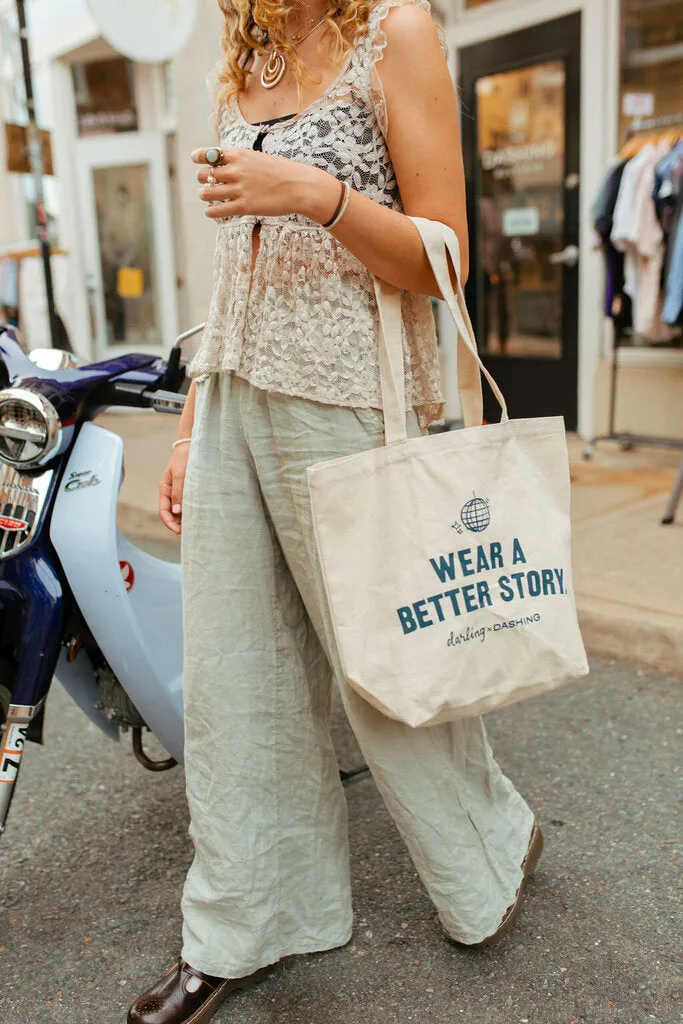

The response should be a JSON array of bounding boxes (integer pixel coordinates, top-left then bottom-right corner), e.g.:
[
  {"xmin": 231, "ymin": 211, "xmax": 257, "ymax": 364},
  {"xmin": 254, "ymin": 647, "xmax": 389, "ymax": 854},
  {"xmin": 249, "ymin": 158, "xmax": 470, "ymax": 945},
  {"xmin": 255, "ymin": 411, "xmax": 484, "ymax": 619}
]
[{"xmin": 0, "ymin": 389, "xmax": 62, "ymax": 468}]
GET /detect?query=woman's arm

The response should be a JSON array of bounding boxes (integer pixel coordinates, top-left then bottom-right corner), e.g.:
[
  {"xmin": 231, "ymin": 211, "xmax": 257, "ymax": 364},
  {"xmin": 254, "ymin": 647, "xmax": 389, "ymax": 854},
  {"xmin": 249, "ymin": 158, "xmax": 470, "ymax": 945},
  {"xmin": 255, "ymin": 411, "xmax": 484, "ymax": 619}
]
[
  {"xmin": 175, "ymin": 378, "xmax": 198, "ymax": 443},
  {"xmin": 306, "ymin": 5, "xmax": 469, "ymax": 293},
  {"xmin": 158, "ymin": 379, "xmax": 198, "ymax": 535}
]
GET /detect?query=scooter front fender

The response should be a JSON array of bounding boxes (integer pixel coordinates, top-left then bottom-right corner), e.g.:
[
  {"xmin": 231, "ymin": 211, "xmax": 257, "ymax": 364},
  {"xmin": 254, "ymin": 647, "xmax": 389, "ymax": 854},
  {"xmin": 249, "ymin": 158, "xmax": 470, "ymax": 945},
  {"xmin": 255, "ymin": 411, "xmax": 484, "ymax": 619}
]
[{"xmin": 50, "ymin": 423, "xmax": 184, "ymax": 763}]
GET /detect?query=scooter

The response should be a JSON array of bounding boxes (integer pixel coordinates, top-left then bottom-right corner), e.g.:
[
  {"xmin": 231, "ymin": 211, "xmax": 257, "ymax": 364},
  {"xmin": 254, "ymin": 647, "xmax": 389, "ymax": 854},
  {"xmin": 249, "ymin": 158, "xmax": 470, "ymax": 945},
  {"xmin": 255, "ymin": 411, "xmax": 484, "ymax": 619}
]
[{"xmin": 0, "ymin": 322, "xmax": 205, "ymax": 834}]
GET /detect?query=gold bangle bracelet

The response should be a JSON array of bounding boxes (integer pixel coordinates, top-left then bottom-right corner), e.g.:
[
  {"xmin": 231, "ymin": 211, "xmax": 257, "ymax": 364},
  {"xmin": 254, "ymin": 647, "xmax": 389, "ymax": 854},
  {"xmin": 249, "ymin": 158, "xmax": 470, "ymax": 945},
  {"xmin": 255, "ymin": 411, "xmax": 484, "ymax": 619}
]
[{"xmin": 323, "ymin": 181, "xmax": 351, "ymax": 230}]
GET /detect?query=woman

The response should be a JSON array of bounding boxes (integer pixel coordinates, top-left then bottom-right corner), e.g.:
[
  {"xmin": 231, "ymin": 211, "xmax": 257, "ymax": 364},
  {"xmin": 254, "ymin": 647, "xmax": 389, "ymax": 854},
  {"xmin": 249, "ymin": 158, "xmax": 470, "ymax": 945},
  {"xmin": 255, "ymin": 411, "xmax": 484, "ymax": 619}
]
[{"xmin": 129, "ymin": 1, "xmax": 542, "ymax": 1021}]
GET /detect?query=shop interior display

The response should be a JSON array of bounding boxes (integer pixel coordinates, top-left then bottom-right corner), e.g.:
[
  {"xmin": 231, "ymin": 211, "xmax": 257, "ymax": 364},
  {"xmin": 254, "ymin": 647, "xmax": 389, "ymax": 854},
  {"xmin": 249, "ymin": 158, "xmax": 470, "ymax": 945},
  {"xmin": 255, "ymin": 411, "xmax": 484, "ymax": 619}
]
[{"xmin": 589, "ymin": 114, "xmax": 683, "ymax": 524}]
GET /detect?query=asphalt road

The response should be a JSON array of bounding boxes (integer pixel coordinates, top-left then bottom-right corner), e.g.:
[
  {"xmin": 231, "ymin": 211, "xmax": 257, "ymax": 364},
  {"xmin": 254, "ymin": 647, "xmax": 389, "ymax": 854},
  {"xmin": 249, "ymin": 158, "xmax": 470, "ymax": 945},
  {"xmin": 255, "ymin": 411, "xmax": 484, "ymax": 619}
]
[{"xmin": 0, "ymin": 661, "xmax": 680, "ymax": 1024}]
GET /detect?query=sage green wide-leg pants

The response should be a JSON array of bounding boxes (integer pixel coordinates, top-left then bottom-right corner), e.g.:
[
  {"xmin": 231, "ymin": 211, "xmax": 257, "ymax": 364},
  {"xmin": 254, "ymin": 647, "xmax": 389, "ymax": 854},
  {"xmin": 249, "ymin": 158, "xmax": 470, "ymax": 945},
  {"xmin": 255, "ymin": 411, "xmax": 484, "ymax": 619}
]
[{"xmin": 180, "ymin": 373, "xmax": 535, "ymax": 979}]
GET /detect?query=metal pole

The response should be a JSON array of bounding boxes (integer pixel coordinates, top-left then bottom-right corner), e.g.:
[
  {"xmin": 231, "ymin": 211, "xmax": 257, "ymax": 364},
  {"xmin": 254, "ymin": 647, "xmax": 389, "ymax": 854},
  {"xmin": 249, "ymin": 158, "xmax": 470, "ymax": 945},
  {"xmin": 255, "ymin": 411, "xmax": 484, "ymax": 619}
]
[{"xmin": 15, "ymin": 0, "xmax": 66, "ymax": 350}]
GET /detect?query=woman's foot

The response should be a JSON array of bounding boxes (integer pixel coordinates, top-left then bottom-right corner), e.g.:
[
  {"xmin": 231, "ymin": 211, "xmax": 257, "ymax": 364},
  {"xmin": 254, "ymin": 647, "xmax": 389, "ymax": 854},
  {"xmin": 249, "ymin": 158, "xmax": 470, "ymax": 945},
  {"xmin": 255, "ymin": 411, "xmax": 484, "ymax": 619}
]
[
  {"xmin": 128, "ymin": 960, "xmax": 272, "ymax": 1024},
  {"xmin": 447, "ymin": 819, "xmax": 544, "ymax": 949}
]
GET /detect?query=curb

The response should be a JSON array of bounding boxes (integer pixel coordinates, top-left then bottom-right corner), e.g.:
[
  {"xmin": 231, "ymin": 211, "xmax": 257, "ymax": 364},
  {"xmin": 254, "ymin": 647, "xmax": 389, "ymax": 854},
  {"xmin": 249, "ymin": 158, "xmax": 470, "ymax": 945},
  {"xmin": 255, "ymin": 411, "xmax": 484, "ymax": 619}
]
[{"xmin": 577, "ymin": 595, "xmax": 683, "ymax": 682}]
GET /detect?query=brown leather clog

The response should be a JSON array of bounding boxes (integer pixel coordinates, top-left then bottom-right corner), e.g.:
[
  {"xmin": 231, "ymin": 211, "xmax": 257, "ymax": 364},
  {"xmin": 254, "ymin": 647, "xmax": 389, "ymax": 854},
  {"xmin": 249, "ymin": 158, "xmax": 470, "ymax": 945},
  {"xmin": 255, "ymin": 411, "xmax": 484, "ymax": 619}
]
[
  {"xmin": 128, "ymin": 959, "xmax": 273, "ymax": 1024},
  {"xmin": 446, "ymin": 819, "xmax": 544, "ymax": 949}
]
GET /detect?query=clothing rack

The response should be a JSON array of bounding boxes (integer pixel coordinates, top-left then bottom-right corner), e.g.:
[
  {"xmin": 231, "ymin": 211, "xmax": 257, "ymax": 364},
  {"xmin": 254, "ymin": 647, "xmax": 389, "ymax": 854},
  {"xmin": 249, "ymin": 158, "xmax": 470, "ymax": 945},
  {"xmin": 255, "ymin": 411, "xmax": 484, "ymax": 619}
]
[
  {"xmin": 628, "ymin": 113, "xmax": 683, "ymax": 135},
  {"xmin": 584, "ymin": 113, "xmax": 683, "ymax": 525}
]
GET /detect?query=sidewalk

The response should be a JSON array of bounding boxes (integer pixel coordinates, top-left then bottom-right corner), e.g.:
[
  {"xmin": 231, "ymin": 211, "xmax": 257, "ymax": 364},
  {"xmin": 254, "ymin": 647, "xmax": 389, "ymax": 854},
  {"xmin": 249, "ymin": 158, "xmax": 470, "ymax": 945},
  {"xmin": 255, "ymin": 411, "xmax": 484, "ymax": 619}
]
[
  {"xmin": 567, "ymin": 436, "xmax": 683, "ymax": 679},
  {"xmin": 99, "ymin": 411, "xmax": 683, "ymax": 680}
]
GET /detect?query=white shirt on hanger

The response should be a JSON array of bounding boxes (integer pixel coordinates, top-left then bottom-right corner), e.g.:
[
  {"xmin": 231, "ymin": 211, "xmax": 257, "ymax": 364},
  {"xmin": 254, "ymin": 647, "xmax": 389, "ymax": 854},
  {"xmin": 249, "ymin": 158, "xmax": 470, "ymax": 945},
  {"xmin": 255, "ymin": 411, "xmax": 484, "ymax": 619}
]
[{"xmin": 611, "ymin": 145, "xmax": 654, "ymax": 315}]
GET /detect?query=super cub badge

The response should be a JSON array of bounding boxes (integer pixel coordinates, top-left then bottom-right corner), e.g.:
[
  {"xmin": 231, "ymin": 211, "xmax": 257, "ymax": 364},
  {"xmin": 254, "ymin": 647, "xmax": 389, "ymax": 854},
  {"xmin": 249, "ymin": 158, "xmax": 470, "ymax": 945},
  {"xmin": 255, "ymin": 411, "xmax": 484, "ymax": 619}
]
[{"xmin": 65, "ymin": 470, "xmax": 101, "ymax": 492}]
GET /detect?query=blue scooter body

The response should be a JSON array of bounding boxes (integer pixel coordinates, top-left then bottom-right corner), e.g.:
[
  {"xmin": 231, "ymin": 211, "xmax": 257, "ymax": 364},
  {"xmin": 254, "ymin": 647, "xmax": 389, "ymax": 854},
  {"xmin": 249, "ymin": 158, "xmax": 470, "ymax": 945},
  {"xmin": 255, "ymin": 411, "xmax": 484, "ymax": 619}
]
[{"xmin": 0, "ymin": 326, "xmax": 186, "ymax": 831}]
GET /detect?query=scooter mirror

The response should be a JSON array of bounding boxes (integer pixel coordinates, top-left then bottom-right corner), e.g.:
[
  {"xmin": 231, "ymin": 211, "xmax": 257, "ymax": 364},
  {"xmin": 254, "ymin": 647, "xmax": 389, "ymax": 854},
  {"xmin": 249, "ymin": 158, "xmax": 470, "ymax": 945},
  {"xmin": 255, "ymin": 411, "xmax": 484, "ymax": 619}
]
[
  {"xmin": 29, "ymin": 349, "xmax": 86, "ymax": 371},
  {"xmin": 159, "ymin": 323, "xmax": 205, "ymax": 395},
  {"xmin": 172, "ymin": 323, "xmax": 206, "ymax": 351}
]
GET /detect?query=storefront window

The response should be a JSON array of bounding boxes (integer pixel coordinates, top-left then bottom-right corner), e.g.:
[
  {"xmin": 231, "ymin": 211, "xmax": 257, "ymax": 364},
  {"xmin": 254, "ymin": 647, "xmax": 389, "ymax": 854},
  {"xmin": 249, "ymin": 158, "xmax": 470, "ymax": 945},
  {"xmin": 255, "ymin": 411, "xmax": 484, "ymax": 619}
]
[
  {"xmin": 475, "ymin": 61, "xmax": 566, "ymax": 359},
  {"xmin": 619, "ymin": 0, "xmax": 683, "ymax": 144},
  {"xmin": 93, "ymin": 165, "xmax": 160, "ymax": 347}
]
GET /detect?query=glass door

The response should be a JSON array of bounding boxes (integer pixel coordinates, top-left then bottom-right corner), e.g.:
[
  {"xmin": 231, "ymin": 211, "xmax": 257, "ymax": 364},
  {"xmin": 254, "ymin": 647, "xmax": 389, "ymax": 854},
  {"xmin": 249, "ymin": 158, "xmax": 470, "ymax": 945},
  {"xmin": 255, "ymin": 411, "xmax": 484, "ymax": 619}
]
[
  {"xmin": 460, "ymin": 14, "xmax": 581, "ymax": 428},
  {"xmin": 76, "ymin": 134, "xmax": 178, "ymax": 359}
]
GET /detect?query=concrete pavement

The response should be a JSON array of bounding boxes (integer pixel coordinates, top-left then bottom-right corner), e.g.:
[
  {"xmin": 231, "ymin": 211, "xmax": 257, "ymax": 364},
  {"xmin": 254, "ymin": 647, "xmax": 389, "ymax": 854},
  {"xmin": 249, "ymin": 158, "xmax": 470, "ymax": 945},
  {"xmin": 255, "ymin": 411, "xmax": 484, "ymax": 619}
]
[
  {"xmin": 0, "ymin": 661, "xmax": 679, "ymax": 1023},
  {"xmin": 566, "ymin": 437, "xmax": 683, "ymax": 680},
  {"xmin": 0, "ymin": 414, "xmax": 680, "ymax": 1022},
  {"xmin": 99, "ymin": 410, "xmax": 683, "ymax": 680}
]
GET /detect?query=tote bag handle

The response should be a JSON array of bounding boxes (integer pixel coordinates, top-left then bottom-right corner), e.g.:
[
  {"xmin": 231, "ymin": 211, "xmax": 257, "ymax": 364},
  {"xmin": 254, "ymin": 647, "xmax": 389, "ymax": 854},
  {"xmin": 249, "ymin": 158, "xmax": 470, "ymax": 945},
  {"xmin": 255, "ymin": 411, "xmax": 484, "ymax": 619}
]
[{"xmin": 373, "ymin": 216, "xmax": 509, "ymax": 445}]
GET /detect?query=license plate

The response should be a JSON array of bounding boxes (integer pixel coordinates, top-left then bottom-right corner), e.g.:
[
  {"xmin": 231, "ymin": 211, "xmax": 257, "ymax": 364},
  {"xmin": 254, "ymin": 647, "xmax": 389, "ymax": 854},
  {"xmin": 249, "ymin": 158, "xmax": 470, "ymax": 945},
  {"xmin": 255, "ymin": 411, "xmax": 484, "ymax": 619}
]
[{"xmin": 0, "ymin": 723, "xmax": 27, "ymax": 783}]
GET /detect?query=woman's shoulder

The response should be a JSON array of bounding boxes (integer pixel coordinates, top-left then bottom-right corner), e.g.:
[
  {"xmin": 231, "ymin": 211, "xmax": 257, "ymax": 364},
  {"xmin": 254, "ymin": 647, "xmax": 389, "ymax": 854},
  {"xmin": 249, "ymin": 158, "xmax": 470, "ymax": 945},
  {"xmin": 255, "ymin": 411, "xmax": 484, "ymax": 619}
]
[
  {"xmin": 368, "ymin": 0, "xmax": 435, "ymax": 31},
  {"xmin": 362, "ymin": 0, "xmax": 448, "ymax": 61}
]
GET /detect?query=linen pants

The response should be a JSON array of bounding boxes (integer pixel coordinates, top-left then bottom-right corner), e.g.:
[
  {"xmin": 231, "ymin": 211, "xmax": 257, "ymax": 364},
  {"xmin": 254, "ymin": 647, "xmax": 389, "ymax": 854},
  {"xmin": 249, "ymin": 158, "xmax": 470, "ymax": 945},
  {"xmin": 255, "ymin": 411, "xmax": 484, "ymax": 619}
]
[{"xmin": 180, "ymin": 373, "xmax": 536, "ymax": 979}]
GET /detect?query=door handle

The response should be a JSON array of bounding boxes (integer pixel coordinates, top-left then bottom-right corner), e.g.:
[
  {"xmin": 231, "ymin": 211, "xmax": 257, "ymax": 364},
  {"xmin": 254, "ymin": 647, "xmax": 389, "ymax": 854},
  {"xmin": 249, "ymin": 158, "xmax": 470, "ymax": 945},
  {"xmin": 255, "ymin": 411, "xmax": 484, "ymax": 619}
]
[{"xmin": 549, "ymin": 244, "xmax": 580, "ymax": 267}]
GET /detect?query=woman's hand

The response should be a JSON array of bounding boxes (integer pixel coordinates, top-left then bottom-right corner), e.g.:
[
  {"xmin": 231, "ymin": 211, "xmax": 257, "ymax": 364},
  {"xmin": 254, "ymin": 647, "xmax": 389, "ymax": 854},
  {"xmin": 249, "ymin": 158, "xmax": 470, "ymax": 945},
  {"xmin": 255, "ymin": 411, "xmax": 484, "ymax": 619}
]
[
  {"xmin": 193, "ymin": 147, "xmax": 340, "ymax": 223},
  {"xmin": 159, "ymin": 444, "xmax": 190, "ymax": 536}
]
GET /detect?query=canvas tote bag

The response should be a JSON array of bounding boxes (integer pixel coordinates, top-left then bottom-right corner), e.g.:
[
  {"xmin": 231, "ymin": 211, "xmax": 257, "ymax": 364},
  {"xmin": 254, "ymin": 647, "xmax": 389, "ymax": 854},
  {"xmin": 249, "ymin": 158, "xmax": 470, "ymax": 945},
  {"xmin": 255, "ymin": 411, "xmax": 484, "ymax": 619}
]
[{"xmin": 307, "ymin": 217, "xmax": 589, "ymax": 728}]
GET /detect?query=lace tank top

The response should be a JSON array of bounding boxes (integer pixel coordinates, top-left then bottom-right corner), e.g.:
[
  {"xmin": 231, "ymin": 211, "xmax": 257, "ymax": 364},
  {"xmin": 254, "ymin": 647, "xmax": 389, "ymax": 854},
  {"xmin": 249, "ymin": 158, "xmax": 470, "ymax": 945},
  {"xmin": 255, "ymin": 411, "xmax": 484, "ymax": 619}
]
[{"xmin": 189, "ymin": 0, "xmax": 445, "ymax": 426}]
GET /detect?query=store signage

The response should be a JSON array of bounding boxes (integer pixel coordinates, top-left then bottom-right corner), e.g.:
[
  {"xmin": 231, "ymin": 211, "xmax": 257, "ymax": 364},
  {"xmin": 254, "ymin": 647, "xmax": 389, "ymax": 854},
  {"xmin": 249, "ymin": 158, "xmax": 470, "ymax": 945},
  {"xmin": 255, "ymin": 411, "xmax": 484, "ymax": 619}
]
[
  {"xmin": 481, "ymin": 140, "xmax": 558, "ymax": 173},
  {"xmin": 481, "ymin": 140, "xmax": 560, "ymax": 183},
  {"xmin": 502, "ymin": 207, "xmax": 540, "ymax": 237},
  {"xmin": 85, "ymin": 0, "xmax": 198, "ymax": 63},
  {"xmin": 623, "ymin": 92, "xmax": 655, "ymax": 118},
  {"xmin": 78, "ymin": 110, "xmax": 137, "ymax": 134},
  {"xmin": 4, "ymin": 124, "xmax": 54, "ymax": 176},
  {"xmin": 75, "ymin": 58, "xmax": 139, "ymax": 137}
]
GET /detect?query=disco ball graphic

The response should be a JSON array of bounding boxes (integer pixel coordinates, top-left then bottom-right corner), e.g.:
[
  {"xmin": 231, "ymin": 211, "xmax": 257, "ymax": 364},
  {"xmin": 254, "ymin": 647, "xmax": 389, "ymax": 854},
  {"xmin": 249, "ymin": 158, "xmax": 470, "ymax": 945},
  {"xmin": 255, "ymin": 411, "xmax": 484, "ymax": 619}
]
[{"xmin": 461, "ymin": 496, "xmax": 490, "ymax": 533}]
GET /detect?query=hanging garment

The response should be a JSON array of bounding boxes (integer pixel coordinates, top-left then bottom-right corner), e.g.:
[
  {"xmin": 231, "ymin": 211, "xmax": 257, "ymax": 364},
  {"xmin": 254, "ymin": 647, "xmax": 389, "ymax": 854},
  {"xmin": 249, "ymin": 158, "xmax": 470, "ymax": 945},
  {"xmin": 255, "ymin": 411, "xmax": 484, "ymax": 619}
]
[
  {"xmin": 631, "ymin": 142, "xmax": 672, "ymax": 338},
  {"xmin": 611, "ymin": 142, "xmax": 678, "ymax": 339},
  {"xmin": 593, "ymin": 161, "xmax": 629, "ymax": 322},
  {"xmin": 662, "ymin": 184, "xmax": 683, "ymax": 325},
  {"xmin": 653, "ymin": 140, "xmax": 683, "ymax": 234},
  {"xmin": 656, "ymin": 144, "xmax": 683, "ymax": 323},
  {"xmin": 592, "ymin": 158, "xmax": 624, "ymax": 227},
  {"xmin": 611, "ymin": 146, "xmax": 654, "ymax": 316}
]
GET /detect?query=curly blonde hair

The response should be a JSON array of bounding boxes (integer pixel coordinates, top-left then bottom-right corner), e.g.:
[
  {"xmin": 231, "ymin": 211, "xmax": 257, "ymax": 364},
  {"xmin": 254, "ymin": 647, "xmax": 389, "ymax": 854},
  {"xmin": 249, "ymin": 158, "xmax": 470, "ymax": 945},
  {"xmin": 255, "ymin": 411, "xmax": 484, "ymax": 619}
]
[{"xmin": 215, "ymin": 0, "xmax": 375, "ymax": 108}]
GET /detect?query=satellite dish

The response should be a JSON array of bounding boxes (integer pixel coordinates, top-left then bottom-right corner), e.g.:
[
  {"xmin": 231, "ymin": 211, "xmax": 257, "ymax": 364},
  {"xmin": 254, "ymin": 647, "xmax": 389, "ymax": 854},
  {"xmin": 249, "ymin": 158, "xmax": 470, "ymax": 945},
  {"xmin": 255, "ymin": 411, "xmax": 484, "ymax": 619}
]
[{"xmin": 86, "ymin": 0, "xmax": 198, "ymax": 63}]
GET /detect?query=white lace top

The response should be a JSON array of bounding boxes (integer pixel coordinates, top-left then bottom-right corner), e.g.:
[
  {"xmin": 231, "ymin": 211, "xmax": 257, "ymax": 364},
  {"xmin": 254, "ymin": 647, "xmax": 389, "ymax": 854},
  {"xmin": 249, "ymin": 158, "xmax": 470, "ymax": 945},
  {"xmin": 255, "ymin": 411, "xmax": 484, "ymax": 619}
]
[{"xmin": 189, "ymin": 0, "xmax": 446, "ymax": 426}]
